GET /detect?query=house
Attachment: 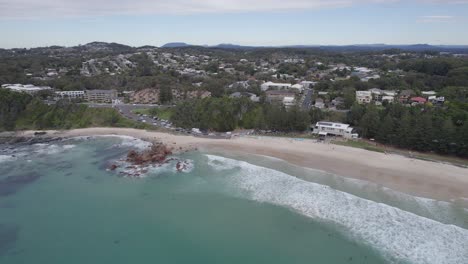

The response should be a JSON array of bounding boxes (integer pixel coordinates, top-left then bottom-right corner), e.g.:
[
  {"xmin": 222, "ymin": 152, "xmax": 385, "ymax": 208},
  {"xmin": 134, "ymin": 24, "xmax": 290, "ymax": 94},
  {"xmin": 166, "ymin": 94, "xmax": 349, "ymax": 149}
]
[
  {"xmin": 299, "ymin": 81, "xmax": 317, "ymax": 89},
  {"xmin": 382, "ymin": 96, "xmax": 395, "ymax": 103},
  {"xmin": 369, "ymin": 88, "xmax": 383, "ymax": 101},
  {"xmin": 399, "ymin": 90, "xmax": 414, "ymax": 103},
  {"xmin": 410, "ymin": 97, "xmax": 427, "ymax": 105},
  {"xmin": 422, "ymin": 91, "xmax": 437, "ymax": 98},
  {"xmin": 230, "ymin": 92, "xmax": 259, "ymax": 102},
  {"xmin": 291, "ymin": 84, "xmax": 304, "ymax": 93},
  {"xmin": 314, "ymin": 98, "xmax": 325, "ymax": 109},
  {"xmin": 369, "ymin": 88, "xmax": 395, "ymax": 102},
  {"xmin": 356, "ymin": 91, "xmax": 372, "ymax": 104},
  {"xmin": 86, "ymin": 89, "xmax": 118, "ymax": 103},
  {"xmin": 312, "ymin": 121, "xmax": 358, "ymax": 139},
  {"xmin": 266, "ymin": 90, "xmax": 296, "ymax": 103},
  {"xmin": 261, "ymin": 81, "xmax": 292, "ymax": 91},
  {"xmin": 331, "ymin": 97, "xmax": 344, "ymax": 107},
  {"xmin": 428, "ymin": 96, "xmax": 445, "ymax": 105},
  {"xmin": 282, "ymin": 97, "xmax": 295, "ymax": 107},
  {"xmin": 228, "ymin": 81, "xmax": 250, "ymax": 90}
]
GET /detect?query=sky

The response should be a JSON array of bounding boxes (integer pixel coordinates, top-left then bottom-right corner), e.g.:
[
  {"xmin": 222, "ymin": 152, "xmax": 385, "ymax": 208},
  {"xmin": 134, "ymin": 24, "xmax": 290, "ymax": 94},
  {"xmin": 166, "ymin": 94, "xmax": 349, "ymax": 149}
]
[{"xmin": 0, "ymin": 0, "xmax": 468, "ymax": 48}]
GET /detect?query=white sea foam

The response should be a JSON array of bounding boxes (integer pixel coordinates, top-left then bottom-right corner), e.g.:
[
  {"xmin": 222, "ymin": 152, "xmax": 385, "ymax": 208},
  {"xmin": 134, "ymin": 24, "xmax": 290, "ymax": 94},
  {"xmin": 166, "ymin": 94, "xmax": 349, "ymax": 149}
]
[
  {"xmin": 68, "ymin": 135, "xmax": 152, "ymax": 150},
  {"xmin": 33, "ymin": 144, "xmax": 76, "ymax": 155},
  {"xmin": 110, "ymin": 135, "xmax": 152, "ymax": 150},
  {"xmin": 0, "ymin": 154, "xmax": 15, "ymax": 163},
  {"xmin": 206, "ymin": 154, "xmax": 468, "ymax": 264}
]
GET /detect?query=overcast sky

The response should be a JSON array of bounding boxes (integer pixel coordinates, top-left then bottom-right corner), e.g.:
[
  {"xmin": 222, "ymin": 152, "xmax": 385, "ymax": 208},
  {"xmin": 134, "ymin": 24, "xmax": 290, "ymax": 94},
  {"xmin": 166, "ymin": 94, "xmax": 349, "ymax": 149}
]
[{"xmin": 0, "ymin": 0, "xmax": 467, "ymax": 48}]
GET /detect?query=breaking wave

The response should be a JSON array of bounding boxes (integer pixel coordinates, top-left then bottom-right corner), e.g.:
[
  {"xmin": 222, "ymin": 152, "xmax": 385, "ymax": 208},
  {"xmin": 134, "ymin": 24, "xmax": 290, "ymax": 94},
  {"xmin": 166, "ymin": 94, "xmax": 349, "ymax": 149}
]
[
  {"xmin": 68, "ymin": 135, "xmax": 152, "ymax": 150},
  {"xmin": 206, "ymin": 154, "xmax": 468, "ymax": 264}
]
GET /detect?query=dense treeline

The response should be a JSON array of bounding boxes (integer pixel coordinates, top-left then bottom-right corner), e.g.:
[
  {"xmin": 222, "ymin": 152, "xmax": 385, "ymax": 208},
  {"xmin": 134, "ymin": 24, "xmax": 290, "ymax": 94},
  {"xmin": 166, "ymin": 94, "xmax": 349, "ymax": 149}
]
[
  {"xmin": 170, "ymin": 97, "xmax": 311, "ymax": 132},
  {"xmin": 347, "ymin": 103, "xmax": 468, "ymax": 157},
  {"xmin": 0, "ymin": 89, "xmax": 142, "ymax": 131}
]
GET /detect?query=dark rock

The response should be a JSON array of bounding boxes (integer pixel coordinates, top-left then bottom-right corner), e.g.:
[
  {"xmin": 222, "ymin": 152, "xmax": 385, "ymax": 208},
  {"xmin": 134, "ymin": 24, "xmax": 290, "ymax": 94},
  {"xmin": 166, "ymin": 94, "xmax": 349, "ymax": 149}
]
[
  {"xmin": 0, "ymin": 174, "xmax": 41, "ymax": 197},
  {"xmin": 126, "ymin": 143, "xmax": 172, "ymax": 166},
  {"xmin": 0, "ymin": 224, "xmax": 19, "ymax": 256}
]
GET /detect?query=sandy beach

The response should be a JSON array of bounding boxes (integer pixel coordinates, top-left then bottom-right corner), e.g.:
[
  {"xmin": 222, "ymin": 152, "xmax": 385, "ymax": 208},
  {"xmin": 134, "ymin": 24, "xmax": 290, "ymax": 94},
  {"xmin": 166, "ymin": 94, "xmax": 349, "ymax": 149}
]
[{"xmin": 10, "ymin": 127, "xmax": 468, "ymax": 201}]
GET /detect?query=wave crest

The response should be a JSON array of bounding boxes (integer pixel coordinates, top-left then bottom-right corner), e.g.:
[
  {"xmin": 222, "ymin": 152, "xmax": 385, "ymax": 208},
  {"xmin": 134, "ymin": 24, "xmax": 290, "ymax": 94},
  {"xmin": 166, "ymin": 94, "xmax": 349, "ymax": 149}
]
[{"xmin": 206, "ymin": 154, "xmax": 468, "ymax": 264}]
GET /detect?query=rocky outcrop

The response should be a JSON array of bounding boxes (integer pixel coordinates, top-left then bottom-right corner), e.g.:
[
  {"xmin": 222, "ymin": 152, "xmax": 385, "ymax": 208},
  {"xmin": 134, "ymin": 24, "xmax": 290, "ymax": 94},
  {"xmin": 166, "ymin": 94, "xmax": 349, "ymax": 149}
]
[
  {"xmin": 107, "ymin": 142, "xmax": 194, "ymax": 178},
  {"xmin": 126, "ymin": 142, "xmax": 173, "ymax": 166}
]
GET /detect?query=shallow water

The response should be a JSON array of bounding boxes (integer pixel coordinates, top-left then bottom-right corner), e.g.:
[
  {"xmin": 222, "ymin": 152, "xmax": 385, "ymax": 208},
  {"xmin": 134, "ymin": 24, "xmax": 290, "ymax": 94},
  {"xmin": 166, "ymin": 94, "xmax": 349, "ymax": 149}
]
[{"xmin": 0, "ymin": 137, "xmax": 467, "ymax": 264}]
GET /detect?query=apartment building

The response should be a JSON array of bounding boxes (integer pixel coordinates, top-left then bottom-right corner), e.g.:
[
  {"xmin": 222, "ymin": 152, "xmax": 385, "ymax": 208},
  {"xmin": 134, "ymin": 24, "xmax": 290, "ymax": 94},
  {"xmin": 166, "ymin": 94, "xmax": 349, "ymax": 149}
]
[{"xmin": 85, "ymin": 90, "xmax": 118, "ymax": 103}]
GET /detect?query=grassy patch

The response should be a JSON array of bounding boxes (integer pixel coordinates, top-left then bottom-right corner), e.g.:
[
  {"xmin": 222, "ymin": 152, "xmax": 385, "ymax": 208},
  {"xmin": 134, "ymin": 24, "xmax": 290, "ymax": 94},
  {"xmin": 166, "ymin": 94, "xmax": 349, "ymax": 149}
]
[
  {"xmin": 131, "ymin": 108, "xmax": 151, "ymax": 115},
  {"xmin": 332, "ymin": 140, "xmax": 386, "ymax": 153},
  {"xmin": 15, "ymin": 106, "xmax": 148, "ymax": 130}
]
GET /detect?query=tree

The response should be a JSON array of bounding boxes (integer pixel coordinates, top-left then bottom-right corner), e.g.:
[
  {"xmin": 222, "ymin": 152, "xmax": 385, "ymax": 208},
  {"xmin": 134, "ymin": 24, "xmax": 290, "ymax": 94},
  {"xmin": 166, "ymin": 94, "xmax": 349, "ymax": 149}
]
[
  {"xmin": 359, "ymin": 105, "xmax": 380, "ymax": 138},
  {"xmin": 159, "ymin": 86, "xmax": 173, "ymax": 104},
  {"xmin": 309, "ymin": 108, "xmax": 324, "ymax": 124},
  {"xmin": 347, "ymin": 103, "xmax": 364, "ymax": 126},
  {"xmin": 376, "ymin": 114, "xmax": 395, "ymax": 144},
  {"xmin": 342, "ymin": 87, "xmax": 356, "ymax": 109}
]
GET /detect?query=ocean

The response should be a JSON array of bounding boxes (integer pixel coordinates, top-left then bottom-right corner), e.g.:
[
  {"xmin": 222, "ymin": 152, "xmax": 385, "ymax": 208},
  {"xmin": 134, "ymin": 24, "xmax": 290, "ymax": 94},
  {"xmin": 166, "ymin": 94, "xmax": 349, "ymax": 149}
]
[{"xmin": 0, "ymin": 136, "xmax": 467, "ymax": 264}]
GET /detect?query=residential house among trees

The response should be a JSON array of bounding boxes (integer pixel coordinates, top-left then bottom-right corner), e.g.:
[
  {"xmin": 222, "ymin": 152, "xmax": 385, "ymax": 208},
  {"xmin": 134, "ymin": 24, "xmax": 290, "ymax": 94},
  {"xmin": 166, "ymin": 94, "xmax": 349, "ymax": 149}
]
[
  {"xmin": 312, "ymin": 121, "xmax": 358, "ymax": 139},
  {"xmin": 356, "ymin": 91, "xmax": 372, "ymax": 104}
]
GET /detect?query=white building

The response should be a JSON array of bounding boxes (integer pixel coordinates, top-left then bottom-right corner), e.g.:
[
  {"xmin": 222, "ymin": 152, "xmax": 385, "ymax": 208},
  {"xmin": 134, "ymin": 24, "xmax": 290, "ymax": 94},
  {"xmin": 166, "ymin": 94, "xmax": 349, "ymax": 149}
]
[
  {"xmin": 261, "ymin": 81, "xmax": 292, "ymax": 91},
  {"xmin": 55, "ymin": 91, "xmax": 85, "ymax": 99},
  {"xmin": 1, "ymin": 84, "xmax": 52, "ymax": 95},
  {"xmin": 291, "ymin": 84, "xmax": 304, "ymax": 93},
  {"xmin": 282, "ymin": 97, "xmax": 295, "ymax": 107},
  {"xmin": 312, "ymin": 121, "xmax": 358, "ymax": 139},
  {"xmin": 422, "ymin": 91, "xmax": 437, "ymax": 97},
  {"xmin": 314, "ymin": 98, "xmax": 325, "ymax": 109},
  {"xmin": 299, "ymin": 81, "xmax": 317, "ymax": 89},
  {"xmin": 356, "ymin": 91, "xmax": 372, "ymax": 104},
  {"xmin": 382, "ymin": 96, "xmax": 395, "ymax": 103}
]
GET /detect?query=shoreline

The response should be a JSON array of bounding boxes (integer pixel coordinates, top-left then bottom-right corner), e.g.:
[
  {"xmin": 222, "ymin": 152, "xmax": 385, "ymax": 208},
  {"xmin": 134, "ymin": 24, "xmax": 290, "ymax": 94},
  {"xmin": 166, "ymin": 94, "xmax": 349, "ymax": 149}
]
[{"xmin": 3, "ymin": 127, "xmax": 468, "ymax": 202}]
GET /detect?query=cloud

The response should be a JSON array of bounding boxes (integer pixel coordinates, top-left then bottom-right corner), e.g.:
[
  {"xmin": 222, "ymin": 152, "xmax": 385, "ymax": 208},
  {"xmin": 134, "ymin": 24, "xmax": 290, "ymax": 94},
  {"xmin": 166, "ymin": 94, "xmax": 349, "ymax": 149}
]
[
  {"xmin": 0, "ymin": 0, "xmax": 465, "ymax": 19},
  {"xmin": 417, "ymin": 15, "xmax": 455, "ymax": 23}
]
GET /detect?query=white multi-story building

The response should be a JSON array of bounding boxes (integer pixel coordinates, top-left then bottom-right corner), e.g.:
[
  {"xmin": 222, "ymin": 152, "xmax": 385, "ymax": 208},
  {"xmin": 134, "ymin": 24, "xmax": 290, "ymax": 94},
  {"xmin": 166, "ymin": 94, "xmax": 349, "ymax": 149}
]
[
  {"xmin": 356, "ymin": 91, "xmax": 372, "ymax": 104},
  {"xmin": 55, "ymin": 91, "xmax": 85, "ymax": 99},
  {"xmin": 261, "ymin": 81, "xmax": 292, "ymax": 91},
  {"xmin": 1, "ymin": 84, "xmax": 52, "ymax": 95},
  {"xmin": 312, "ymin": 121, "xmax": 358, "ymax": 139}
]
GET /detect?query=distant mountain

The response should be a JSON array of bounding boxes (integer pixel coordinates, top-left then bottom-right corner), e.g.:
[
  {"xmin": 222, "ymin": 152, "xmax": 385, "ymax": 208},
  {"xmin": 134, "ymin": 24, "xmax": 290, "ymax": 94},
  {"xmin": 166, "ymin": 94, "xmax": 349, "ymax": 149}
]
[
  {"xmin": 78, "ymin": 42, "xmax": 134, "ymax": 53},
  {"xmin": 162, "ymin": 42, "xmax": 192, "ymax": 48},
  {"xmin": 213, "ymin": 43, "xmax": 258, "ymax": 50},
  {"xmin": 160, "ymin": 42, "xmax": 468, "ymax": 53},
  {"xmin": 2, "ymin": 42, "xmax": 468, "ymax": 54}
]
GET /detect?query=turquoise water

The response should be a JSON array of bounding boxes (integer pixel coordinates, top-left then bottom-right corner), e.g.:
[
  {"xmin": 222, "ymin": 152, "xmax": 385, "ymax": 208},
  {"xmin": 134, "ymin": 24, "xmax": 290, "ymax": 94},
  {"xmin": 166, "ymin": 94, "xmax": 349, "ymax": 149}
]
[{"xmin": 0, "ymin": 137, "xmax": 467, "ymax": 264}]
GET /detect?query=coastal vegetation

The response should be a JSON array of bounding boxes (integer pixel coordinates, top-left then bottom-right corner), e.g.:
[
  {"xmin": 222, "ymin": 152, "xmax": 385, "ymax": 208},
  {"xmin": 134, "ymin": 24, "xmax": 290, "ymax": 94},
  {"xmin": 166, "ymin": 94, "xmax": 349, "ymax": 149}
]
[
  {"xmin": 170, "ymin": 97, "xmax": 311, "ymax": 132},
  {"xmin": 0, "ymin": 89, "xmax": 144, "ymax": 131}
]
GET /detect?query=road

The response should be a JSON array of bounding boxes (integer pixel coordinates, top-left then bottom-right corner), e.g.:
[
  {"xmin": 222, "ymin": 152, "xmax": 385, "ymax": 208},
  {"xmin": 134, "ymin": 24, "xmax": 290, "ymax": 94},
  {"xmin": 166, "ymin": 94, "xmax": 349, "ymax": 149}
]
[{"xmin": 301, "ymin": 89, "xmax": 313, "ymax": 110}]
